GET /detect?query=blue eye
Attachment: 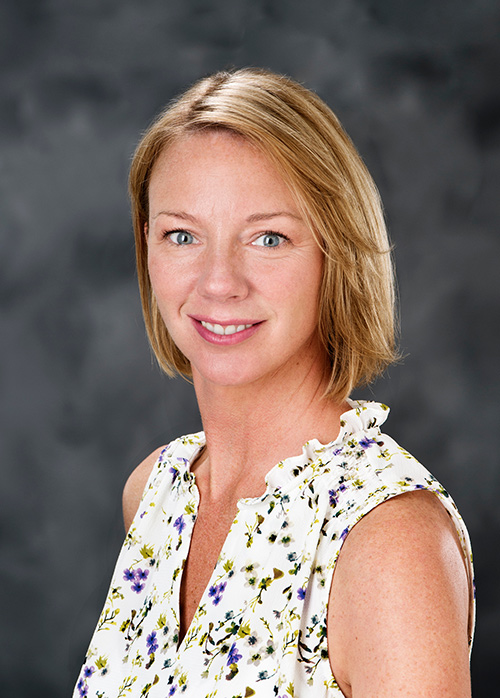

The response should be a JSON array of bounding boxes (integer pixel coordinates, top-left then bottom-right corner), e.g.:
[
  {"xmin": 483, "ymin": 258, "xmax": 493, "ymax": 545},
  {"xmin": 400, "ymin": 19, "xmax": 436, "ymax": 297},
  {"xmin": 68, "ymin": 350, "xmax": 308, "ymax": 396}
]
[
  {"xmin": 254, "ymin": 233, "xmax": 285, "ymax": 248},
  {"xmin": 168, "ymin": 230, "xmax": 195, "ymax": 245}
]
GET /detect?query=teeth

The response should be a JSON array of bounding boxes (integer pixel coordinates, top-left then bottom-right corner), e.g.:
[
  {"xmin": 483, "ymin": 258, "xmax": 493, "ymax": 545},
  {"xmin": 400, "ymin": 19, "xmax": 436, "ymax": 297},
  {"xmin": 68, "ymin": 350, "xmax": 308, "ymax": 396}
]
[{"xmin": 201, "ymin": 321, "xmax": 253, "ymax": 336}]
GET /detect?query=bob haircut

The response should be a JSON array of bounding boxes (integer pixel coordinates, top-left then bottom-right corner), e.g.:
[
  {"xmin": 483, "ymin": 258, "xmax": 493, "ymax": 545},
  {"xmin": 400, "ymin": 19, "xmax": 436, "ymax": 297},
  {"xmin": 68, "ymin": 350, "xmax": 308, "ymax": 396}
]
[{"xmin": 129, "ymin": 68, "xmax": 398, "ymax": 402}]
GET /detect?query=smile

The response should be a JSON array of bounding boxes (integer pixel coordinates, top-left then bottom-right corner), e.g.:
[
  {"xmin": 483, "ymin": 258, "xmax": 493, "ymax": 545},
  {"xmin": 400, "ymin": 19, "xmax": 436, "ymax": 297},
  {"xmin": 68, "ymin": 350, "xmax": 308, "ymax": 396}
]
[{"xmin": 200, "ymin": 321, "xmax": 254, "ymax": 336}]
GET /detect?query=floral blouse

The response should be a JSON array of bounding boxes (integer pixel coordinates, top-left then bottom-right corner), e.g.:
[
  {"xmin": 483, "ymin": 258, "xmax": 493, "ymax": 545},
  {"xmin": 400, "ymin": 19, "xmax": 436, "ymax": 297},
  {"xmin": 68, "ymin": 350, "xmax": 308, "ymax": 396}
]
[{"xmin": 74, "ymin": 400, "xmax": 474, "ymax": 698}]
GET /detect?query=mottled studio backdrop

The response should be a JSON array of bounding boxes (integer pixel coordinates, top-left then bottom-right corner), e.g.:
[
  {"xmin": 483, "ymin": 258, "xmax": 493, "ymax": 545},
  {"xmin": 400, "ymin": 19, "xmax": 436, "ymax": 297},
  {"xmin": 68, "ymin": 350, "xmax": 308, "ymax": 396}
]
[{"xmin": 1, "ymin": 0, "xmax": 499, "ymax": 695}]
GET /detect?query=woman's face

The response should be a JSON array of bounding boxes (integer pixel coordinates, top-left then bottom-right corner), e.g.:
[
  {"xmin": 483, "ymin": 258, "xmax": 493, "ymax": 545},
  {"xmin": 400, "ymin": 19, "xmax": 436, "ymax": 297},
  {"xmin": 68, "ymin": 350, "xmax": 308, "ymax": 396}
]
[{"xmin": 147, "ymin": 130, "xmax": 326, "ymax": 390}]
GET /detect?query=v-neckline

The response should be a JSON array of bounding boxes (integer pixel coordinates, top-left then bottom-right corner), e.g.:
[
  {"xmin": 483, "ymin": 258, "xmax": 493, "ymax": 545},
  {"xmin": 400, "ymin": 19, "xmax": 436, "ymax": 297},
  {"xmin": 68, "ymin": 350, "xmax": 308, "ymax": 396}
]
[
  {"xmin": 172, "ymin": 442, "xmax": 237, "ymax": 650},
  {"xmin": 174, "ymin": 461, "xmax": 250, "ymax": 651}
]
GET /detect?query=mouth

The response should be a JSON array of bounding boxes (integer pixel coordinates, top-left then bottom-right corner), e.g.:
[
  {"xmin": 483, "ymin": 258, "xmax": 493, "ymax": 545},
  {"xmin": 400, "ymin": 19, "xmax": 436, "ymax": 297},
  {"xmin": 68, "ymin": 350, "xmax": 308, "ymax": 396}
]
[
  {"xmin": 199, "ymin": 320, "xmax": 255, "ymax": 336},
  {"xmin": 190, "ymin": 316, "xmax": 263, "ymax": 344}
]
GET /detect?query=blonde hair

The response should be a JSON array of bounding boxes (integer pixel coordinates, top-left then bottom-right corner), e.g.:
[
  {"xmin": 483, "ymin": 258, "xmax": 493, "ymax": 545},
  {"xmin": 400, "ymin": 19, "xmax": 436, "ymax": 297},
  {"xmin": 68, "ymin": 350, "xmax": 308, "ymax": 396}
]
[{"xmin": 129, "ymin": 68, "xmax": 398, "ymax": 402}]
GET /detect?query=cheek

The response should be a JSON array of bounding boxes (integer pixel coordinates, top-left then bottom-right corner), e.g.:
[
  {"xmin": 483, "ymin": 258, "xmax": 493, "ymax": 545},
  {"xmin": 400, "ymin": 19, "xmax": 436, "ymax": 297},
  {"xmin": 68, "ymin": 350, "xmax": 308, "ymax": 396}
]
[
  {"xmin": 148, "ymin": 249, "xmax": 177, "ymax": 290},
  {"xmin": 294, "ymin": 265, "xmax": 323, "ymax": 332},
  {"xmin": 268, "ymin": 270, "xmax": 322, "ymax": 337},
  {"xmin": 147, "ymin": 253, "xmax": 199, "ymax": 332},
  {"xmin": 147, "ymin": 244, "xmax": 159, "ymax": 280},
  {"xmin": 283, "ymin": 257, "xmax": 323, "ymax": 307},
  {"xmin": 147, "ymin": 253, "xmax": 177, "ymax": 313}
]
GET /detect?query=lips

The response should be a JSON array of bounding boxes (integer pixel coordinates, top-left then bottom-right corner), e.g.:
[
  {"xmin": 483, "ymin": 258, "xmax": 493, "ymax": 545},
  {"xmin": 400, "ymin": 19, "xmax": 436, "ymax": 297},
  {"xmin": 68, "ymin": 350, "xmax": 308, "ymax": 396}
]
[
  {"xmin": 200, "ymin": 320, "xmax": 254, "ymax": 336},
  {"xmin": 190, "ymin": 316, "xmax": 262, "ymax": 344}
]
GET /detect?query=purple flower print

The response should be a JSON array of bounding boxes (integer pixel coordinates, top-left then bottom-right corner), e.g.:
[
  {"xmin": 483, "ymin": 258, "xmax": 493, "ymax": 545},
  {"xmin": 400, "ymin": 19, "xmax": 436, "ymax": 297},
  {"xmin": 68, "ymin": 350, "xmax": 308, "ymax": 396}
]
[
  {"xmin": 227, "ymin": 642, "xmax": 242, "ymax": 666},
  {"xmin": 359, "ymin": 437, "xmax": 376, "ymax": 449},
  {"xmin": 169, "ymin": 686, "xmax": 177, "ymax": 695},
  {"xmin": 170, "ymin": 457, "xmax": 189, "ymax": 483},
  {"xmin": 146, "ymin": 630, "xmax": 158, "ymax": 654},
  {"xmin": 297, "ymin": 587, "xmax": 306, "ymax": 600},
  {"xmin": 340, "ymin": 526, "xmax": 349, "ymax": 541},
  {"xmin": 77, "ymin": 679, "xmax": 89, "ymax": 697},
  {"xmin": 134, "ymin": 568, "xmax": 149, "ymax": 582},
  {"xmin": 208, "ymin": 581, "xmax": 227, "ymax": 605},
  {"xmin": 82, "ymin": 665, "xmax": 95, "ymax": 679},
  {"xmin": 174, "ymin": 515, "xmax": 186, "ymax": 534},
  {"xmin": 169, "ymin": 465, "xmax": 179, "ymax": 482},
  {"xmin": 124, "ymin": 567, "xmax": 149, "ymax": 592},
  {"xmin": 328, "ymin": 482, "xmax": 346, "ymax": 507}
]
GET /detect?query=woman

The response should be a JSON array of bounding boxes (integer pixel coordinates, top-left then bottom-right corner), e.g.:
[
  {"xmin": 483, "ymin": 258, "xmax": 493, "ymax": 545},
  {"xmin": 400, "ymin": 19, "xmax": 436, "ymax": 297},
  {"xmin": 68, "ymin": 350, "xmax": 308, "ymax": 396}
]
[{"xmin": 74, "ymin": 69, "xmax": 474, "ymax": 698}]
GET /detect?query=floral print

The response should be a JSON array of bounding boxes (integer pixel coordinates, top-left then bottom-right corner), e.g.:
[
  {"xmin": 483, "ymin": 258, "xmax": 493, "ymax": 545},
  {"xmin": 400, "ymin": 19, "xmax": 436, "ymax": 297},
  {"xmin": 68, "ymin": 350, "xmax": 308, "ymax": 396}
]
[{"xmin": 74, "ymin": 400, "xmax": 474, "ymax": 698}]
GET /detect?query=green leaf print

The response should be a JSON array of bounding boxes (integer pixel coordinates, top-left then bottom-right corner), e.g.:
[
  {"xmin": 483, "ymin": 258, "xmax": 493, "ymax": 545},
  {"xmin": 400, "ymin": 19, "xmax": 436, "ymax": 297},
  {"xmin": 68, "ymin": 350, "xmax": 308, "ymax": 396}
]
[
  {"xmin": 140, "ymin": 544, "xmax": 154, "ymax": 559},
  {"xmin": 223, "ymin": 559, "xmax": 234, "ymax": 573},
  {"xmin": 95, "ymin": 656, "xmax": 107, "ymax": 670},
  {"xmin": 116, "ymin": 676, "xmax": 136, "ymax": 697},
  {"xmin": 97, "ymin": 607, "xmax": 119, "ymax": 630},
  {"xmin": 238, "ymin": 622, "xmax": 251, "ymax": 638}
]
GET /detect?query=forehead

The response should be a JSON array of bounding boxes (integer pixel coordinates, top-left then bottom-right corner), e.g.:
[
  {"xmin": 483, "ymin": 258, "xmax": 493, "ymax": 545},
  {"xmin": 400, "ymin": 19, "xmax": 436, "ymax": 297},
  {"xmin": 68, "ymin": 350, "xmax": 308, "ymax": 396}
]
[
  {"xmin": 152, "ymin": 130, "xmax": 275, "ymax": 178},
  {"xmin": 148, "ymin": 130, "xmax": 300, "ymax": 214}
]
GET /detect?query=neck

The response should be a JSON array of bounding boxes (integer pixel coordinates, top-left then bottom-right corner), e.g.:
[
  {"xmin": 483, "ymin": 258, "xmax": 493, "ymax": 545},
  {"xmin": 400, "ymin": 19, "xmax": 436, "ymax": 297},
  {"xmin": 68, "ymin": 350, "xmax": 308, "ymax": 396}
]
[{"xmin": 191, "ymin": 356, "xmax": 348, "ymax": 502}]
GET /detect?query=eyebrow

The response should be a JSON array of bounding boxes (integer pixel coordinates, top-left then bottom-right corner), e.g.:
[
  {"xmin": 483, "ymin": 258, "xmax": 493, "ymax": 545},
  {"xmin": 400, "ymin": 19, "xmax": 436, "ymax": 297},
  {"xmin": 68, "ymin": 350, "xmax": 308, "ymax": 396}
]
[
  {"xmin": 246, "ymin": 211, "xmax": 302, "ymax": 223},
  {"xmin": 152, "ymin": 210, "xmax": 197, "ymax": 222},
  {"xmin": 153, "ymin": 210, "xmax": 302, "ymax": 222}
]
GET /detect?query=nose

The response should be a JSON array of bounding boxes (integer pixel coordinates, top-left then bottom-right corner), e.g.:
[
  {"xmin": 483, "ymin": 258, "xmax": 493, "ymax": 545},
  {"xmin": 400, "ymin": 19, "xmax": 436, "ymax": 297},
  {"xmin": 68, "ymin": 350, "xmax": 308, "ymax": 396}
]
[{"xmin": 196, "ymin": 244, "xmax": 249, "ymax": 302}]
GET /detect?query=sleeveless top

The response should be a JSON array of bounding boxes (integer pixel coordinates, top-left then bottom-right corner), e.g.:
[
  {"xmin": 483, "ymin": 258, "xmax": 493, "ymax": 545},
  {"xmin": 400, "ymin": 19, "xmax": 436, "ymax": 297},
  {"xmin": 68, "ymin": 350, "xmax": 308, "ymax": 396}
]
[{"xmin": 74, "ymin": 400, "xmax": 474, "ymax": 698}]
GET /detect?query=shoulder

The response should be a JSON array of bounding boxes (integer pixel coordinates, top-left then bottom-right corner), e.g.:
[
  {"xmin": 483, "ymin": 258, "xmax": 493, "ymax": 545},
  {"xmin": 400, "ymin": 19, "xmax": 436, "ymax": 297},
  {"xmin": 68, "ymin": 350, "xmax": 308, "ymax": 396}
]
[
  {"xmin": 122, "ymin": 446, "xmax": 165, "ymax": 532},
  {"xmin": 331, "ymin": 489, "xmax": 468, "ymax": 579},
  {"xmin": 328, "ymin": 490, "xmax": 471, "ymax": 697}
]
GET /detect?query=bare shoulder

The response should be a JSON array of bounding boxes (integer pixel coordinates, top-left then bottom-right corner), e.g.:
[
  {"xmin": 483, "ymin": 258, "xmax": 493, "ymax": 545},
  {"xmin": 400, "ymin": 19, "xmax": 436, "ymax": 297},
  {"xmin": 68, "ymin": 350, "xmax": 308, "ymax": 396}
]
[
  {"xmin": 122, "ymin": 446, "xmax": 165, "ymax": 532},
  {"xmin": 335, "ymin": 489, "xmax": 467, "ymax": 563},
  {"xmin": 328, "ymin": 490, "xmax": 471, "ymax": 698}
]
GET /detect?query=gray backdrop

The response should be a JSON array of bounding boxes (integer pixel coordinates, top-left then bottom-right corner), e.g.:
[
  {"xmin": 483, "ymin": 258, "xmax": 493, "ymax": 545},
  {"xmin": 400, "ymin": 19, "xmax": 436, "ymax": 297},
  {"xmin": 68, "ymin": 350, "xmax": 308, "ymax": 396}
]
[{"xmin": 1, "ymin": 0, "xmax": 498, "ymax": 695}]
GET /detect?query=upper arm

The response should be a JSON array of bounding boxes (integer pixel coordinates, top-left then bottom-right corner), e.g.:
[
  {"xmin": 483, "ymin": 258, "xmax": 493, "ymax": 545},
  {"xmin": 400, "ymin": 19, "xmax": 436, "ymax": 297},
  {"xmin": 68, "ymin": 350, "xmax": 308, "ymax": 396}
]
[
  {"xmin": 328, "ymin": 490, "xmax": 471, "ymax": 698},
  {"xmin": 122, "ymin": 447, "xmax": 164, "ymax": 532}
]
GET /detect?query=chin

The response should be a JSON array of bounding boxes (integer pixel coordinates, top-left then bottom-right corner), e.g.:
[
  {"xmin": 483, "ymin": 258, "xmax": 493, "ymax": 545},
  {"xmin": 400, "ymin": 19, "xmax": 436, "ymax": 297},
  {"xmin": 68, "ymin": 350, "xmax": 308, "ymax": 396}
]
[
  {"xmin": 193, "ymin": 367, "xmax": 255, "ymax": 388},
  {"xmin": 191, "ymin": 356, "xmax": 272, "ymax": 389}
]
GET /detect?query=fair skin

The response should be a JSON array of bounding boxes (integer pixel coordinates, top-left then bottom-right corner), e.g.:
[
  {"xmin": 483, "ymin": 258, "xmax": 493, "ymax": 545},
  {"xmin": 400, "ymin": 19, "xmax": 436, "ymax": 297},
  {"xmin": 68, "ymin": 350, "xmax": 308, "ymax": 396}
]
[{"xmin": 123, "ymin": 131, "xmax": 471, "ymax": 697}]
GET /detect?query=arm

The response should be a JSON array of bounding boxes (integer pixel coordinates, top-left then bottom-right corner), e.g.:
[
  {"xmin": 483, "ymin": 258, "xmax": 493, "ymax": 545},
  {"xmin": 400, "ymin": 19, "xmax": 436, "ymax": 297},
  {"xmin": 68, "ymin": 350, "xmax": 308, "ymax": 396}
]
[
  {"xmin": 122, "ymin": 447, "xmax": 164, "ymax": 531},
  {"xmin": 328, "ymin": 490, "xmax": 471, "ymax": 698}
]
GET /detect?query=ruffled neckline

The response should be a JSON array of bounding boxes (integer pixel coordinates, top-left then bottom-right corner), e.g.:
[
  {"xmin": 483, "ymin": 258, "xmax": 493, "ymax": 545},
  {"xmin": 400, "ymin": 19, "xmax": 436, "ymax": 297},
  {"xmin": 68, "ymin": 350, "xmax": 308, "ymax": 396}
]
[
  {"xmin": 172, "ymin": 399, "xmax": 390, "ymax": 498},
  {"xmin": 263, "ymin": 399, "xmax": 389, "ymax": 494}
]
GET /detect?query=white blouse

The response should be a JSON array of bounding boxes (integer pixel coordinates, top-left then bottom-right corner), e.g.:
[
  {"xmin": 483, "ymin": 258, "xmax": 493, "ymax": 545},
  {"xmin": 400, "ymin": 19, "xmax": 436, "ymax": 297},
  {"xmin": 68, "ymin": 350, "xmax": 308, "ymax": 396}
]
[{"xmin": 74, "ymin": 400, "xmax": 474, "ymax": 698}]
